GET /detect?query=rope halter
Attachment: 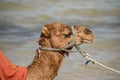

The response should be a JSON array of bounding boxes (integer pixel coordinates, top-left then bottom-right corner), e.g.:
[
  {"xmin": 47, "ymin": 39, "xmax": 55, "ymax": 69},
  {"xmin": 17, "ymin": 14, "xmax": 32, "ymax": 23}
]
[
  {"xmin": 39, "ymin": 25, "xmax": 77, "ymax": 52},
  {"xmin": 39, "ymin": 25, "xmax": 89, "ymax": 57}
]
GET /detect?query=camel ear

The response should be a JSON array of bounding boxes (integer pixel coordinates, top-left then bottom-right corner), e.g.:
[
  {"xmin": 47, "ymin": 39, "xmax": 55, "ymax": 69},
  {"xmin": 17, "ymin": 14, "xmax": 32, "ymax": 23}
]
[{"xmin": 41, "ymin": 26, "xmax": 50, "ymax": 37}]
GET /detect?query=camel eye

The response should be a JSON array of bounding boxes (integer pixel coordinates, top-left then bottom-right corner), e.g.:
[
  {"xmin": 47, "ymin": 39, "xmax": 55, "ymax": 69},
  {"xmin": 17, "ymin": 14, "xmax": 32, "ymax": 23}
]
[{"xmin": 63, "ymin": 33, "xmax": 71, "ymax": 38}]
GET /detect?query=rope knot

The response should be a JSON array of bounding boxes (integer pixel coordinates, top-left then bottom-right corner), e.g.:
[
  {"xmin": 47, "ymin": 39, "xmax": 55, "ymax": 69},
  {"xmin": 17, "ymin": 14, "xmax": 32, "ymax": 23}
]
[{"xmin": 83, "ymin": 52, "xmax": 96, "ymax": 65}]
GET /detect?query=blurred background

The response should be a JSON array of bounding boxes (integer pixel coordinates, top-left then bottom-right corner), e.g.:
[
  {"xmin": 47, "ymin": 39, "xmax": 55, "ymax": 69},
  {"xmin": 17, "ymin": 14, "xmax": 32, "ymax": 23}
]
[{"xmin": 0, "ymin": 0, "xmax": 120, "ymax": 80}]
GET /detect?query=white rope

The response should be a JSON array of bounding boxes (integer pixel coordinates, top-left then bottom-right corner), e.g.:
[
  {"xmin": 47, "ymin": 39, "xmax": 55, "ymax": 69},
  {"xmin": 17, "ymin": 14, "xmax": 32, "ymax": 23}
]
[
  {"xmin": 95, "ymin": 61, "xmax": 120, "ymax": 74},
  {"xmin": 82, "ymin": 52, "xmax": 120, "ymax": 74}
]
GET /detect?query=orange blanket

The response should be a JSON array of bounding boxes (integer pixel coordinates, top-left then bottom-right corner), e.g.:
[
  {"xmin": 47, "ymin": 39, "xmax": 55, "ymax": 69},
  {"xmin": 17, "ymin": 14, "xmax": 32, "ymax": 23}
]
[{"xmin": 0, "ymin": 50, "xmax": 27, "ymax": 80}]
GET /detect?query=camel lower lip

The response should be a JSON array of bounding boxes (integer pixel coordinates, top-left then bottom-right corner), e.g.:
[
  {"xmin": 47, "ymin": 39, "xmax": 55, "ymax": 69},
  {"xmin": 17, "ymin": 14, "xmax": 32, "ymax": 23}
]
[
  {"xmin": 82, "ymin": 39, "xmax": 93, "ymax": 43},
  {"xmin": 84, "ymin": 40, "xmax": 93, "ymax": 43}
]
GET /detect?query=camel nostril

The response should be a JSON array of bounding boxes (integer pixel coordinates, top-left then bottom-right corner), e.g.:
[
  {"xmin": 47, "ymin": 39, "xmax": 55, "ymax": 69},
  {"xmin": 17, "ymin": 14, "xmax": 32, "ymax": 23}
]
[{"xmin": 84, "ymin": 28, "xmax": 92, "ymax": 34}]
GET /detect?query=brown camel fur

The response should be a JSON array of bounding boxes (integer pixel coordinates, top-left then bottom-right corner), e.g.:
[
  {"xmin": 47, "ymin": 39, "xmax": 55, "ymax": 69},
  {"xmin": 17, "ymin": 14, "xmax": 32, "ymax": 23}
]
[
  {"xmin": 26, "ymin": 22, "xmax": 94, "ymax": 80},
  {"xmin": 0, "ymin": 22, "xmax": 94, "ymax": 80}
]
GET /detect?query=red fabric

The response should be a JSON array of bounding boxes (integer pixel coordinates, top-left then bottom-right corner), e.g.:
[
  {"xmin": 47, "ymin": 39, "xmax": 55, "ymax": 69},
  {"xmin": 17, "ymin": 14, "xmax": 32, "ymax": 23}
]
[{"xmin": 0, "ymin": 50, "xmax": 27, "ymax": 80}]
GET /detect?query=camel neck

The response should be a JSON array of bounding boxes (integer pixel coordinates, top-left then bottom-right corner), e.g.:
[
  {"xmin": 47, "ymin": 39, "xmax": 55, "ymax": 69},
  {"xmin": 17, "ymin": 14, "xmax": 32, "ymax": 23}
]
[{"xmin": 26, "ymin": 49, "xmax": 64, "ymax": 80}]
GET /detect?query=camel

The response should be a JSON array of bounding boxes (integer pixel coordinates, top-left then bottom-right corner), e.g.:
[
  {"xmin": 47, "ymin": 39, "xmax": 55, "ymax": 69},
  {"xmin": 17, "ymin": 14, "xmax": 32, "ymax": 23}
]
[{"xmin": 0, "ymin": 22, "xmax": 94, "ymax": 80}]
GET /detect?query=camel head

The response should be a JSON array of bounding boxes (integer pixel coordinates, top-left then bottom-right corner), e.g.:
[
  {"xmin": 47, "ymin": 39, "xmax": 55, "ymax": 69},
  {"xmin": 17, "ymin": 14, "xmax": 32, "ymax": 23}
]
[{"xmin": 38, "ymin": 22, "xmax": 94, "ymax": 52}]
